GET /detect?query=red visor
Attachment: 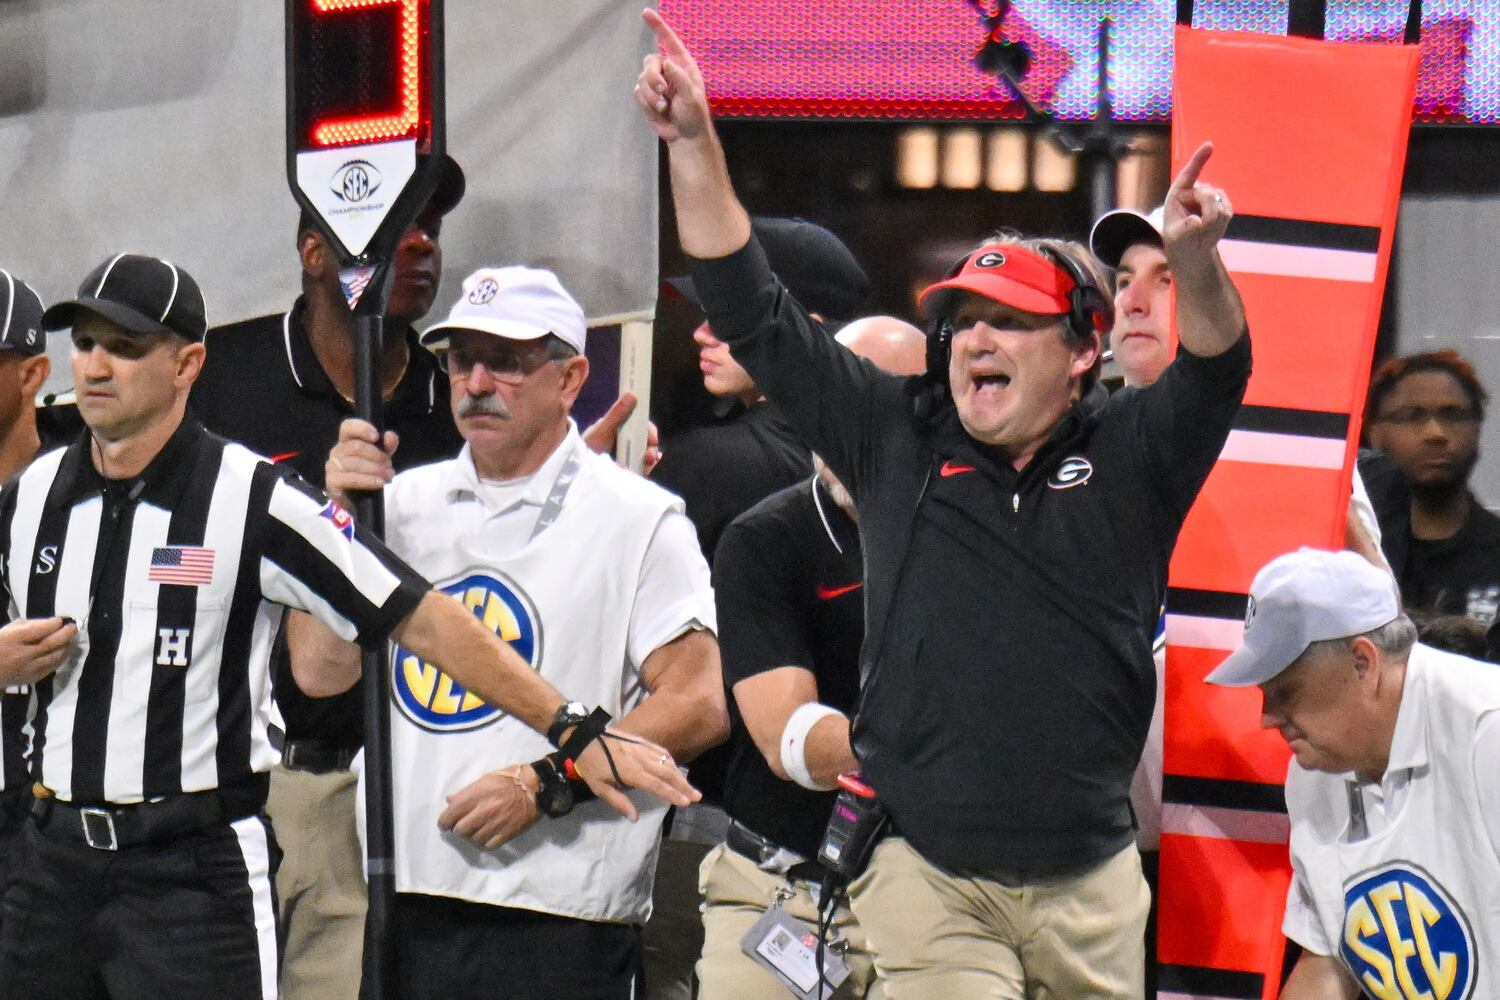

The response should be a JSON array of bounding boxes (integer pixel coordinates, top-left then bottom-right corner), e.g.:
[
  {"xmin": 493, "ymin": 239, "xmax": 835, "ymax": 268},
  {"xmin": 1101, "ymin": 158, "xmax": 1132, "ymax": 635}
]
[{"xmin": 919, "ymin": 244, "xmax": 1075, "ymax": 319}]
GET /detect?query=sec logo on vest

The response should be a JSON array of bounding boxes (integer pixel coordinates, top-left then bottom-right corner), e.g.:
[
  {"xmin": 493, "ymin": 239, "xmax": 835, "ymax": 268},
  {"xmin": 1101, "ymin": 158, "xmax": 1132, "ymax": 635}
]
[
  {"xmin": 1341, "ymin": 863, "xmax": 1475, "ymax": 1000},
  {"xmin": 391, "ymin": 572, "xmax": 543, "ymax": 733}
]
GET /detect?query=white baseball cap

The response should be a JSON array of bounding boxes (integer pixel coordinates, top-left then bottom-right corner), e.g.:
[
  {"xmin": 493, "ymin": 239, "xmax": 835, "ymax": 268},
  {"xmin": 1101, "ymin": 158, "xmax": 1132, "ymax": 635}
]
[
  {"xmin": 1089, "ymin": 206, "xmax": 1165, "ymax": 269},
  {"xmin": 421, "ymin": 266, "xmax": 586, "ymax": 355},
  {"xmin": 1205, "ymin": 548, "xmax": 1400, "ymax": 688}
]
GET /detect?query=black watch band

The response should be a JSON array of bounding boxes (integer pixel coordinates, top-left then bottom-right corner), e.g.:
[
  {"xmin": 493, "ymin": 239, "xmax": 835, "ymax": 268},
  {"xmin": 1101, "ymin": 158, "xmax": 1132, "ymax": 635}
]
[
  {"xmin": 546, "ymin": 701, "xmax": 590, "ymax": 748},
  {"xmin": 558, "ymin": 707, "xmax": 613, "ymax": 765},
  {"xmin": 531, "ymin": 757, "xmax": 576, "ymax": 818}
]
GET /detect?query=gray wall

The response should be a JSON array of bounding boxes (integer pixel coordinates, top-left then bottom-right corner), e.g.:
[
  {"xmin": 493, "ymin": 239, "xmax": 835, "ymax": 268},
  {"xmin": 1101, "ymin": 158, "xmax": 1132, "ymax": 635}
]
[{"xmin": 0, "ymin": 0, "xmax": 659, "ymax": 394}]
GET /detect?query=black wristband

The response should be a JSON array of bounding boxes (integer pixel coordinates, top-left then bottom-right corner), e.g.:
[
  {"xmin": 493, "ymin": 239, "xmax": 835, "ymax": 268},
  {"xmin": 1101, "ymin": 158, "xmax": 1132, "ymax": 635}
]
[
  {"xmin": 557, "ymin": 706, "xmax": 612, "ymax": 765},
  {"xmin": 530, "ymin": 757, "xmax": 576, "ymax": 818},
  {"xmin": 543, "ymin": 752, "xmax": 598, "ymax": 804},
  {"xmin": 546, "ymin": 701, "xmax": 589, "ymax": 748}
]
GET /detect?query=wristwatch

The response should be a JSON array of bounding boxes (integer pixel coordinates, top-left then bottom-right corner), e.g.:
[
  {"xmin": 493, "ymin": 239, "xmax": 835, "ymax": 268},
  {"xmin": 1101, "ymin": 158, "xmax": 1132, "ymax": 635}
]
[
  {"xmin": 546, "ymin": 701, "xmax": 590, "ymax": 748},
  {"xmin": 531, "ymin": 757, "xmax": 575, "ymax": 818}
]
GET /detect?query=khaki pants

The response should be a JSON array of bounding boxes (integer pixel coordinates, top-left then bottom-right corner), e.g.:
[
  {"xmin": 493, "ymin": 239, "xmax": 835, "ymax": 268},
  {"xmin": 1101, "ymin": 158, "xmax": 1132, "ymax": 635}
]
[
  {"xmin": 848, "ymin": 839, "xmax": 1148, "ymax": 1000},
  {"xmin": 697, "ymin": 843, "xmax": 882, "ymax": 1000},
  {"xmin": 265, "ymin": 765, "xmax": 366, "ymax": 1000}
]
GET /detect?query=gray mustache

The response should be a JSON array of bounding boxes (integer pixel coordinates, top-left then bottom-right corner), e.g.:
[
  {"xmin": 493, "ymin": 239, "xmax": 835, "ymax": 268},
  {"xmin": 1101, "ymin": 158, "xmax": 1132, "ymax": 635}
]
[{"xmin": 457, "ymin": 394, "xmax": 510, "ymax": 419}]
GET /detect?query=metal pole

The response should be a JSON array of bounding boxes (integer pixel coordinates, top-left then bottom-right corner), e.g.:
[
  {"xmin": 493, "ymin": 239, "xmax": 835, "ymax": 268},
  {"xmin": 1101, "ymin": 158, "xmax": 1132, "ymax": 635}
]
[
  {"xmin": 348, "ymin": 264, "xmax": 397, "ymax": 1000},
  {"xmin": 1084, "ymin": 18, "xmax": 1118, "ymax": 223}
]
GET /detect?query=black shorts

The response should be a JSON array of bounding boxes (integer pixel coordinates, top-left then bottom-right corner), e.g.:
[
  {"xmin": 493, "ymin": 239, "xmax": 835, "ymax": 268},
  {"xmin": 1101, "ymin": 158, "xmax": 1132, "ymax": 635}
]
[
  {"xmin": 0, "ymin": 811, "xmax": 279, "ymax": 1000},
  {"xmin": 387, "ymin": 892, "xmax": 644, "ymax": 1000}
]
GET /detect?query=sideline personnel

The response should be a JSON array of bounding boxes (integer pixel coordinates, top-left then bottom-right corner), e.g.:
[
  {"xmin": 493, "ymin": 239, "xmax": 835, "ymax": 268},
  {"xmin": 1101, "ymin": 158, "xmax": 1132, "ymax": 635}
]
[
  {"xmin": 318, "ymin": 266, "xmax": 727, "ymax": 998},
  {"xmin": 190, "ymin": 157, "xmax": 466, "ymax": 1000},
  {"xmin": 0, "ymin": 254, "xmax": 695, "ymax": 1000},
  {"xmin": 1206, "ymin": 548, "xmax": 1499, "ymax": 1000},
  {"xmin": 699, "ymin": 316, "xmax": 926, "ymax": 1000},
  {"xmin": 637, "ymin": 12, "xmax": 1249, "ymax": 995}
]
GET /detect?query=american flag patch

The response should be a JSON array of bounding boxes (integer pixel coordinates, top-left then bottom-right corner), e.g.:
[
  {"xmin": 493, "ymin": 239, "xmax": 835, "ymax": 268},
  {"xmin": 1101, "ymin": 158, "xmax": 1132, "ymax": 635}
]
[
  {"xmin": 149, "ymin": 546, "xmax": 215, "ymax": 586},
  {"xmin": 320, "ymin": 501, "xmax": 356, "ymax": 540}
]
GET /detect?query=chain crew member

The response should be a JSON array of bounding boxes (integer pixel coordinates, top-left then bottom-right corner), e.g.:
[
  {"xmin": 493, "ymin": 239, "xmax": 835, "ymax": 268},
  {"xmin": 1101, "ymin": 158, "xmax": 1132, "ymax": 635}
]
[
  {"xmin": 1207, "ymin": 548, "xmax": 1500, "ymax": 1000},
  {"xmin": 317, "ymin": 266, "xmax": 725, "ymax": 998}
]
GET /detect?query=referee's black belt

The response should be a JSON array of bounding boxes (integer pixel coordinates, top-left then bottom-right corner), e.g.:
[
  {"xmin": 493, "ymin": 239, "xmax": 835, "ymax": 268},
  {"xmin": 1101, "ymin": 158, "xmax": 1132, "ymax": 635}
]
[
  {"xmin": 281, "ymin": 739, "xmax": 357, "ymax": 774},
  {"xmin": 726, "ymin": 820, "xmax": 826, "ymax": 885},
  {"xmin": 33, "ymin": 789, "xmax": 231, "ymax": 852}
]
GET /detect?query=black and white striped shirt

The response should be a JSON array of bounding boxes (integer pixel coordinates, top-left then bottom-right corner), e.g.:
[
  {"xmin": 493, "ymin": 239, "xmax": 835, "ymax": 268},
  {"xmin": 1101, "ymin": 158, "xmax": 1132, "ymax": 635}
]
[{"xmin": 0, "ymin": 417, "xmax": 428, "ymax": 804}]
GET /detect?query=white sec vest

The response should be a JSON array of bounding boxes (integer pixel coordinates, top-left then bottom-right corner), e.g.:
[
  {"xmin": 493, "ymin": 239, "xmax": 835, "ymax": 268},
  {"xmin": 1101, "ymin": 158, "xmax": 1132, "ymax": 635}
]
[
  {"xmin": 368, "ymin": 431, "xmax": 692, "ymax": 923},
  {"xmin": 1286, "ymin": 644, "xmax": 1500, "ymax": 1000}
]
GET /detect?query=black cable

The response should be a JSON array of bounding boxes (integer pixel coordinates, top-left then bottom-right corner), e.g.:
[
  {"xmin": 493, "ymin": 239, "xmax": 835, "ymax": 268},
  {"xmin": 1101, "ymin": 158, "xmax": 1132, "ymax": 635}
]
[
  {"xmin": 595, "ymin": 735, "xmax": 625, "ymax": 787},
  {"xmin": 815, "ymin": 873, "xmax": 843, "ymax": 999}
]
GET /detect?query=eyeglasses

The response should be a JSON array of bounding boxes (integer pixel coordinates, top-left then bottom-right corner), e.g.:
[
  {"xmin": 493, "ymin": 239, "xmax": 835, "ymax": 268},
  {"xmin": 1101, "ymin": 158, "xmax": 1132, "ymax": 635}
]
[
  {"xmin": 1371, "ymin": 406, "xmax": 1480, "ymax": 429},
  {"xmin": 440, "ymin": 342, "xmax": 557, "ymax": 384}
]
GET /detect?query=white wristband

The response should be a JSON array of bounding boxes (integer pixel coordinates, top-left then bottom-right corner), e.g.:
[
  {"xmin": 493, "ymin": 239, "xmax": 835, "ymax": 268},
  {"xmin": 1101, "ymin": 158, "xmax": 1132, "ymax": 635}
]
[{"xmin": 779, "ymin": 702, "xmax": 845, "ymax": 792}]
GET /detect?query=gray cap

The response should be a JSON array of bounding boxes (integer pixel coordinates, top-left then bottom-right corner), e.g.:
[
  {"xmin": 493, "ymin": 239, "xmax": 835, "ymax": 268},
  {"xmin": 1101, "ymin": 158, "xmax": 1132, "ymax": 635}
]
[
  {"xmin": 0, "ymin": 269, "xmax": 46, "ymax": 356},
  {"xmin": 1089, "ymin": 206, "xmax": 1165, "ymax": 269},
  {"xmin": 1206, "ymin": 548, "xmax": 1400, "ymax": 687}
]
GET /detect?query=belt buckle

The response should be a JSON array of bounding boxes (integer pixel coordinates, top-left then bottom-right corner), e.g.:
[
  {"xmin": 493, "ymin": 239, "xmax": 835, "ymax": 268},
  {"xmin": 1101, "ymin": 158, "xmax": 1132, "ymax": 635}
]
[{"xmin": 80, "ymin": 807, "xmax": 119, "ymax": 851}]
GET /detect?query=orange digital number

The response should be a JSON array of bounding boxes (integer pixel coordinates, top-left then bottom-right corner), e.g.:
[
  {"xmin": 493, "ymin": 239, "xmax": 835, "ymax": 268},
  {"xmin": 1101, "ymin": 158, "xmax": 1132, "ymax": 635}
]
[{"xmin": 309, "ymin": 0, "xmax": 422, "ymax": 147}]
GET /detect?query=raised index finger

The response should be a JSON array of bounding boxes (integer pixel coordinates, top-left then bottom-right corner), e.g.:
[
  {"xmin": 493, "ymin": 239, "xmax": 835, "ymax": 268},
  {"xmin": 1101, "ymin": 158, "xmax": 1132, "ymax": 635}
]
[
  {"xmin": 642, "ymin": 8, "xmax": 691, "ymax": 61},
  {"xmin": 1169, "ymin": 141, "xmax": 1214, "ymax": 196}
]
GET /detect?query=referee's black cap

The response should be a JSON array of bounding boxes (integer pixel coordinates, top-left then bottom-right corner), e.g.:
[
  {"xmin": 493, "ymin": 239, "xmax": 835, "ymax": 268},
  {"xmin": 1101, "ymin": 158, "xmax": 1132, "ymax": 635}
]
[
  {"xmin": 665, "ymin": 216, "xmax": 870, "ymax": 322},
  {"xmin": 0, "ymin": 269, "xmax": 46, "ymax": 356},
  {"xmin": 43, "ymin": 253, "xmax": 207, "ymax": 342}
]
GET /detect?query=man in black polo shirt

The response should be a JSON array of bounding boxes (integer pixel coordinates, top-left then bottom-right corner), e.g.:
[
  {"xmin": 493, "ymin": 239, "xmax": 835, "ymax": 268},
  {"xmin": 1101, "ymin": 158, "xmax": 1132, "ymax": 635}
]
[
  {"xmin": 1364, "ymin": 349, "xmax": 1500, "ymax": 625},
  {"xmin": 699, "ymin": 316, "xmax": 925, "ymax": 1000},
  {"xmin": 189, "ymin": 157, "xmax": 466, "ymax": 1000},
  {"xmin": 637, "ymin": 14, "xmax": 1249, "ymax": 996},
  {"xmin": 652, "ymin": 215, "xmax": 869, "ymax": 567},
  {"xmin": 646, "ymin": 216, "xmax": 870, "ymax": 1000}
]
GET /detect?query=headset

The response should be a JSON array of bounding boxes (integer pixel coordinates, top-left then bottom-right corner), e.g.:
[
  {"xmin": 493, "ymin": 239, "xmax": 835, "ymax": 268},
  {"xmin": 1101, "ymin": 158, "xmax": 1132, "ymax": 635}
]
[{"xmin": 917, "ymin": 242, "xmax": 1109, "ymax": 418}]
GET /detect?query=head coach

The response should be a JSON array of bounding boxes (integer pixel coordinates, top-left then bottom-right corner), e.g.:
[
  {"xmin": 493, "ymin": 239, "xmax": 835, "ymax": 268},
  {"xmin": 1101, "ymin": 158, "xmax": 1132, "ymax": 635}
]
[
  {"xmin": 1208, "ymin": 548, "xmax": 1499, "ymax": 1000},
  {"xmin": 636, "ymin": 11, "xmax": 1251, "ymax": 997},
  {"xmin": 0, "ymin": 254, "xmax": 696, "ymax": 1000}
]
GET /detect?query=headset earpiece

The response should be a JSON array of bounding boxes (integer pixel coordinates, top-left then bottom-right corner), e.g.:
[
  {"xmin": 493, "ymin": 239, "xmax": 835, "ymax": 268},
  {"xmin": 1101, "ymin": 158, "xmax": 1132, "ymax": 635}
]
[{"xmin": 1039, "ymin": 245, "xmax": 1108, "ymax": 343}]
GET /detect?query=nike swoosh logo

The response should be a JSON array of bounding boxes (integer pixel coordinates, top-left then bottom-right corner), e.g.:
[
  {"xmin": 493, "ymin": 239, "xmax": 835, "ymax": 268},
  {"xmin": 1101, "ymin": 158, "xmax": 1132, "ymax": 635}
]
[
  {"xmin": 939, "ymin": 460, "xmax": 976, "ymax": 477},
  {"xmin": 269, "ymin": 451, "xmax": 301, "ymax": 463},
  {"xmin": 816, "ymin": 581, "xmax": 863, "ymax": 601}
]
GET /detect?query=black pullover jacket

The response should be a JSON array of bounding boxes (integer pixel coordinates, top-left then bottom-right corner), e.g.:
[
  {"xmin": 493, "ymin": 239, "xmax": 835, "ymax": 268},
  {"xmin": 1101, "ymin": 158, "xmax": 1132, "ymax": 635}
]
[{"xmin": 691, "ymin": 236, "xmax": 1250, "ymax": 877}]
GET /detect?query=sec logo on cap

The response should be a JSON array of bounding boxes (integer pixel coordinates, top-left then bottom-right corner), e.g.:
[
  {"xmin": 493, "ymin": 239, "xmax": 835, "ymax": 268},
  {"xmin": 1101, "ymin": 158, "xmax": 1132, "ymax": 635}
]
[
  {"xmin": 1341, "ymin": 863, "xmax": 1475, "ymax": 1000},
  {"xmin": 467, "ymin": 278, "xmax": 499, "ymax": 305},
  {"xmin": 391, "ymin": 572, "xmax": 542, "ymax": 733}
]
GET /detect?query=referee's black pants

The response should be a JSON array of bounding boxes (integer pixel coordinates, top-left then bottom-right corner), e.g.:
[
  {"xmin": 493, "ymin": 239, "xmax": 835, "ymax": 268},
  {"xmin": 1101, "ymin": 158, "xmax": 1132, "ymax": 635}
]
[
  {"xmin": 0, "ymin": 786, "xmax": 29, "ymax": 940},
  {"xmin": 0, "ymin": 811, "xmax": 279, "ymax": 1000},
  {"xmin": 381, "ymin": 892, "xmax": 645, "ymax": 1000}
]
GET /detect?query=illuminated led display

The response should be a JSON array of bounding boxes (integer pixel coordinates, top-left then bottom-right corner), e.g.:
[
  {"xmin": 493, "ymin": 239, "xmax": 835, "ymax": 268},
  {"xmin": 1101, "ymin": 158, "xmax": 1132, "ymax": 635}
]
[
  {"xmin": 289, "ymin": 0, "xmax": 431, "ymax": 150},
  {"xmin": 658, "ymin": 0, "xmax": 1500, "ymax": 124}
]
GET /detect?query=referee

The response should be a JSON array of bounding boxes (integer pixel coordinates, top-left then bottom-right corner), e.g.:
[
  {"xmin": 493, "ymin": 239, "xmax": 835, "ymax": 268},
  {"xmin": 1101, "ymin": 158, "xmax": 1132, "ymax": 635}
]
[{"xmin": 0, "ymin": 253, "xmax": 696, "ymax": 1000}]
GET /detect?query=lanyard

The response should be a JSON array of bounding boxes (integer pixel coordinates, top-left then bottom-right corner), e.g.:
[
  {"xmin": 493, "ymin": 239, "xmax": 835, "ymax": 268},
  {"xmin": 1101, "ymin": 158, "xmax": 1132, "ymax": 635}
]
[{"xmin": 529, "ymin": 446, "xmax": 582, "ymax": 542}]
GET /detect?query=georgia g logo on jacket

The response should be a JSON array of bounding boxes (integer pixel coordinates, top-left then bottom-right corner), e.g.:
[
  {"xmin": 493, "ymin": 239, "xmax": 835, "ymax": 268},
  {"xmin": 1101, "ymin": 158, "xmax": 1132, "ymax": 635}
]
[{"xmin": 1047, "ymin": 456, "xmax": 1093, "ymax": 490}]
